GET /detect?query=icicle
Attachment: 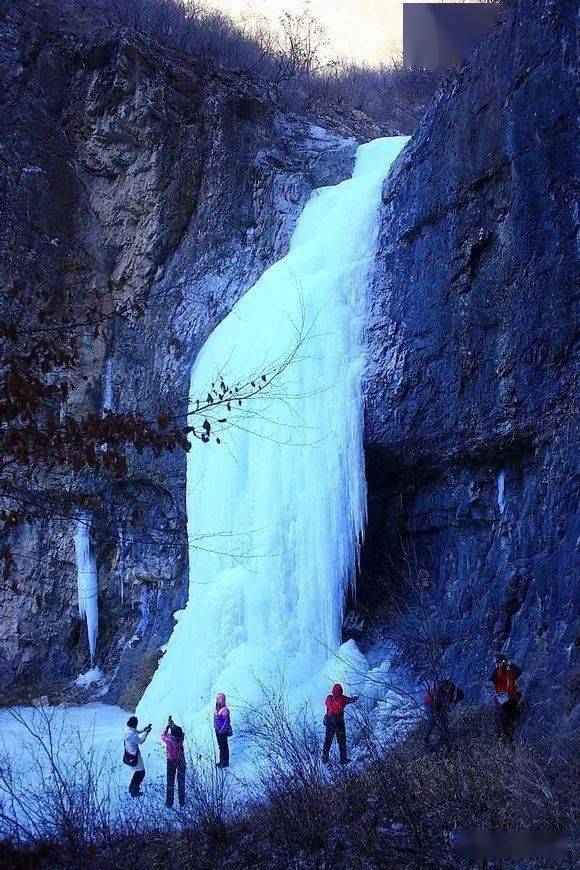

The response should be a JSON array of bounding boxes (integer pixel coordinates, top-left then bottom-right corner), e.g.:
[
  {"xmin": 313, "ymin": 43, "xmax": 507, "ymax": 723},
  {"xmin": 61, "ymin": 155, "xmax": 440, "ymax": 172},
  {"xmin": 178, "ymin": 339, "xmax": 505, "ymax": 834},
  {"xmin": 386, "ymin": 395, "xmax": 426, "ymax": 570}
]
[
  {"xmin": 117, "ymin": 524, "xmax": 125, "ymax": 604},
  {"xmin": 102, "ymin": 357, "xmax": 114, "ymax": 413},
  {"xmin": 74, "ymin": 515, "xmax": 99, "ymax": 660},
  {"xmin": 137, "ymin": 136, "xmax": 409, "ymax": 739},
  {"xmin": 497, "ymin": 468, "xmax": 506, "ymax": 514}
]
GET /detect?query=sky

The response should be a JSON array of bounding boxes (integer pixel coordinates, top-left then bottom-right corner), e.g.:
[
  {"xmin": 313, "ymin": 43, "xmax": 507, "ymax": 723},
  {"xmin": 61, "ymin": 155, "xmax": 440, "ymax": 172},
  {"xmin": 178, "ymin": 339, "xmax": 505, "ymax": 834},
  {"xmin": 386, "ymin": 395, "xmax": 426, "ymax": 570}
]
[{"xmin": 207, "ymin": 0, "xmax": 409, "ymax": 67}]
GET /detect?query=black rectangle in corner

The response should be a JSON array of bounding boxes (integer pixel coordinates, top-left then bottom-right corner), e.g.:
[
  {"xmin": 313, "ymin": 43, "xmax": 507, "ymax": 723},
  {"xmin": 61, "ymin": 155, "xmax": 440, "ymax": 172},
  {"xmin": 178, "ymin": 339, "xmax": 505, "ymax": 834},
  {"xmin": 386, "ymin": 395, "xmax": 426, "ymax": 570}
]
[{"xmin": 403, "ymin": 3, "xmax": 502, "ymax": 72}]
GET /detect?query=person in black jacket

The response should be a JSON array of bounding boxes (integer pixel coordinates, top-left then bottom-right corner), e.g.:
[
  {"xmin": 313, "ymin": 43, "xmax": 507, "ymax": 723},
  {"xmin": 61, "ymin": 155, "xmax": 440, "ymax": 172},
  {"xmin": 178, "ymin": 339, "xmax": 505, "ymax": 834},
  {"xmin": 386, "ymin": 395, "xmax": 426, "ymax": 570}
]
[{"xmin": 424, "ymin": 679, "xmax": 464, "ymax": 749}]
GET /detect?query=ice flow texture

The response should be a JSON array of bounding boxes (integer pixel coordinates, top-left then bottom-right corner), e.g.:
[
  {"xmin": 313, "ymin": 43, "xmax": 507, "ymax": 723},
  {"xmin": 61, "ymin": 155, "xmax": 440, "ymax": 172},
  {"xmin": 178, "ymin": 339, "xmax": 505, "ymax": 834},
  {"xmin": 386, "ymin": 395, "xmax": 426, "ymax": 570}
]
[
  {"xmin": 137, "ymin": 137, "xmax": 409, "ymax": 736},
  {"xmin": 74, "ymin": 516, "xmax": 99, "ymax": 661}
]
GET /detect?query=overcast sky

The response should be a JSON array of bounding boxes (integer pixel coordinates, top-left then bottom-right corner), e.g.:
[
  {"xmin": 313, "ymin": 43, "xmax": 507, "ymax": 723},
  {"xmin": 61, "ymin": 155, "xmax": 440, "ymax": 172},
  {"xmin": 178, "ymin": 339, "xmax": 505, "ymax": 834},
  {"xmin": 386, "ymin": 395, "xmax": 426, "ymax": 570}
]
[{"xmin": 208, "ymin": 0, "xmax": 409, "ymax": 67}]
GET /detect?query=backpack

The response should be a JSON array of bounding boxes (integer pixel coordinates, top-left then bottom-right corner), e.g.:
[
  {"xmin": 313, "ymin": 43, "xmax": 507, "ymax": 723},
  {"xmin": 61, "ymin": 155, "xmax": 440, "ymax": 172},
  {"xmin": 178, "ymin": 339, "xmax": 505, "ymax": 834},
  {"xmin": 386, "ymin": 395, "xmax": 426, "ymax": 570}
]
[{"xmin": 326, "ymin": 694, "xmax": 346, "ymax": 717}]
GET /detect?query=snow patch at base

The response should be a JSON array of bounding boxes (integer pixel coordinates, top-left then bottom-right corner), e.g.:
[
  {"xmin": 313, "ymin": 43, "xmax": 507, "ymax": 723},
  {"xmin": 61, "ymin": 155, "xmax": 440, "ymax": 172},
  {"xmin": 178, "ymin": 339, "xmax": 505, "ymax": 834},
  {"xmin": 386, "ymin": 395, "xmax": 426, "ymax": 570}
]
[{"xmin": 75, "ymin": 667, "xmax": 103, "ymax": 688}]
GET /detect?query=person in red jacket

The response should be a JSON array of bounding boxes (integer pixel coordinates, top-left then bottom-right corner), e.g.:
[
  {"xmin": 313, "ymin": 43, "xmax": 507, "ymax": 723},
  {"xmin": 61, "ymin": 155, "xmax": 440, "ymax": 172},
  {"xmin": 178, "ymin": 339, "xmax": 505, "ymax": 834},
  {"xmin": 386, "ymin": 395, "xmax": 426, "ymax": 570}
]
[
  {"xmin": 491, "ymin": 655, "xmax": 522, "ymax": 742},
  {"xmin": 322, "ymin": 683, "xmax": 358, "ymax": 764}
]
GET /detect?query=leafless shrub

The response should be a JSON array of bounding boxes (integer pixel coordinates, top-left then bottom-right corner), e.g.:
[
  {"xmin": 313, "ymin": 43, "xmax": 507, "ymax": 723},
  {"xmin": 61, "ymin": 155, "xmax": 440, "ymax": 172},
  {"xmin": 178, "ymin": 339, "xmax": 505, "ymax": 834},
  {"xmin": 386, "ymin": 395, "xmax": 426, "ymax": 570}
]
[
  {"xmin": 376, "ymin": 61, "xmax": 442, "ymax": 121},
  {"xmin": 68, "ymin": 0, "xmax": 441, "ymax": 129},
  {"xmin": 179, "ymin": 742, "xmax": 235, "ymax": 843},
  {"xmin": 241, "ymin": 681, "xmax": 334, "ymax": 850},
  {"xmin": 355, "ymin": 706, "xmax": 574, "ymax": 866},
  {"xmin": 0, "ymin": 701, "xmax": 575, "ymax": 867},
  {"xmin": 268, "ymin": 7, "xmax": 330, "ymax": 84},
  {"xmin": 85, "ymin": 0, "xmax": 263, "ymax": 77},
  {"xmin": 0, "ymin": 707, "xmax": 118, "ymax": 854}
]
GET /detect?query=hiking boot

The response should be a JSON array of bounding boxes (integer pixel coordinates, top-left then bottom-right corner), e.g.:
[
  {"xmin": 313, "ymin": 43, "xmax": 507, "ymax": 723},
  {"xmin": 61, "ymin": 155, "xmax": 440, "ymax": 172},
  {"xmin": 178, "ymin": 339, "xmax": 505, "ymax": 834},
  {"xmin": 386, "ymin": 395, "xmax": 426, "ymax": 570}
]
[{"xmin": 129, "ymin": 791, "xmax": 144, "ymax": 798}]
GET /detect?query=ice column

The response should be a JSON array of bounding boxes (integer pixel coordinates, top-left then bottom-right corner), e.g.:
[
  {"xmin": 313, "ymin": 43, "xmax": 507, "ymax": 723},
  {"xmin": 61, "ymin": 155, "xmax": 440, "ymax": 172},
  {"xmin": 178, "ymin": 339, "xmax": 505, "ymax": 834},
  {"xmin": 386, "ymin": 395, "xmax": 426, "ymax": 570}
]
[
  {"xmin": 74, "ymin": 516, "xmax": 99, "ymax": 660},
  {"xmin": 497, "ymin": 469, "xmax": 507, "ymax": 514},
  {"xmin": 117, "ymin": 524, "xmax": 125, "ymax": 604}
]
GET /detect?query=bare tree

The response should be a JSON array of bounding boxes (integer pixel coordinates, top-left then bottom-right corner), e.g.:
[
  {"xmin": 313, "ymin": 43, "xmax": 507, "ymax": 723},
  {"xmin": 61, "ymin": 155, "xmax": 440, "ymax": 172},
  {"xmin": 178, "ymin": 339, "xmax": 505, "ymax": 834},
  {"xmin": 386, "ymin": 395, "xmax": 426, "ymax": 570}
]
[{"xmin": 269, "ymin": 4, "xmax": 329, "ymax": 84}]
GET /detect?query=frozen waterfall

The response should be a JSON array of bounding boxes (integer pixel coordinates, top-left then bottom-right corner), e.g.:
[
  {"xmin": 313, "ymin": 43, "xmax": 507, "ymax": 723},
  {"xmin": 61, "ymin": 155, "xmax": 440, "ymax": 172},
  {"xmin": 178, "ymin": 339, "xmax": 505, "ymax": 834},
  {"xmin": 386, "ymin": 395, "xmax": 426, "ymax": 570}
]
[
  {"xmin": 137, "ymin": 136, "xmax": 409, "ymax": 745},
  {"xmin": 74, "ymin": 516, "xmax": 99, "ymax": 661}
]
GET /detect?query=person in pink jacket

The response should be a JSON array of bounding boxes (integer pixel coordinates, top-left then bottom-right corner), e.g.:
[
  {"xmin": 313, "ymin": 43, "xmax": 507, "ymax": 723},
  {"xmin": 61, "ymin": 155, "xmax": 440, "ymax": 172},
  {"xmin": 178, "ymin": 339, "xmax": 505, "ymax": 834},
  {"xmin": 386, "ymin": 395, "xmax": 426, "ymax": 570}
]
[
  {"xmin": 161, "ymin": 716, "xmax": 186, "ymax": 807},
  {"xmin": 214, "ymin": 692, "xmax": 232, "ymax": 768}
]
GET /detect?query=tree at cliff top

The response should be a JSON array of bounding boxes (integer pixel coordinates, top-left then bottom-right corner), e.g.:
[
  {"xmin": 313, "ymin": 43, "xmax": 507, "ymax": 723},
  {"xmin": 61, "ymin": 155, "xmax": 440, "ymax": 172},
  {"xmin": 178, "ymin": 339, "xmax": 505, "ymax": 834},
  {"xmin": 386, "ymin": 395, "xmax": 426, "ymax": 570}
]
[{"xmin": 92, "ymin": 0, "xmax": 441, "ymax": 128}]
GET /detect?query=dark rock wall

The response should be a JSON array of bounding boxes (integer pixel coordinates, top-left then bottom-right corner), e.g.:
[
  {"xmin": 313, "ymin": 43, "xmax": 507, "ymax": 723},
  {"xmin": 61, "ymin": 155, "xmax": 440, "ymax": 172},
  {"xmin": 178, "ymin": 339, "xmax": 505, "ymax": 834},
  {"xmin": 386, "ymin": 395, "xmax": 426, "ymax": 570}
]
[
  {"xmin": 364, "ymin": 0, "xmax": 577, "ymax": 711},
  {"xmin": 1, "ymin": 0, "xmax": 576, "ymax": 715}
]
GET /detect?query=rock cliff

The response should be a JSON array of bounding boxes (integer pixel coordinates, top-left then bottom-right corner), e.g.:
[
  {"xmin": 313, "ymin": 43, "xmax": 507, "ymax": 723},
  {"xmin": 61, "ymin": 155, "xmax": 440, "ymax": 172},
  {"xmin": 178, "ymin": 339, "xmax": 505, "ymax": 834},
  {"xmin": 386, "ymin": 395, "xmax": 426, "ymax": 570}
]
[
  {"xmin": 364, "ymin": 0, "xmax": 577, "ymax": 713},
  {"xmin": 0, "ymin": 0, "xmax": 576, "ymax": 716},
  {"xmin": 0, "ymin": 0, "xmax": 385, "ymax": 702}
]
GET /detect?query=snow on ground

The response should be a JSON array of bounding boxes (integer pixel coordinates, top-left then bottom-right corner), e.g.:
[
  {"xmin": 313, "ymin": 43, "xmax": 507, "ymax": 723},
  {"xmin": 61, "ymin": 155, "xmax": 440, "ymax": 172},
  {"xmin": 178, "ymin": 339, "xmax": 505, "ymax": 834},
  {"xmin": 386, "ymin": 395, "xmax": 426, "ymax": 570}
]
[
  {"xmin": 0, "ymin": 700, "xmax": 342, "ymax": 837},
  {"xmin": 74, "ymin": 667, "xmax": 103, "ymax": 688},
  {"xmin": 0, "ymin": 704, "xmax": 228, "ymax": 835},
  {"xmin": 0, "ymin": 704, "xmax": 129, "ymax": 836},
  {"xmin": 0, "ymin": 663, "xmax": 419, "ymax": 838},
  {"xmin": 0, "ymin": 657, "xmax": 418, "ymax": 836}
]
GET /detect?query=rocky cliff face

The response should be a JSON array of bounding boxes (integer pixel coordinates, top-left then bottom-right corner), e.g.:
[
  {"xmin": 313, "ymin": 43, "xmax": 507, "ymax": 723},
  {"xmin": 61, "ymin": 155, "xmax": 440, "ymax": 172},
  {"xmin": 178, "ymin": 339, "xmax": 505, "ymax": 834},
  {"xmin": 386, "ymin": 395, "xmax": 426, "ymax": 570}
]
[
  {"xmin": 1, "ymin": 0, "xmax": 575, "ymax": 715},
  {"xmin": 0, "ymin": 1, "xmax": 386, "ymax": 702},
  {"xmin": 364, "ymin": 0, "xmax": 577, "ymax": 713}
]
